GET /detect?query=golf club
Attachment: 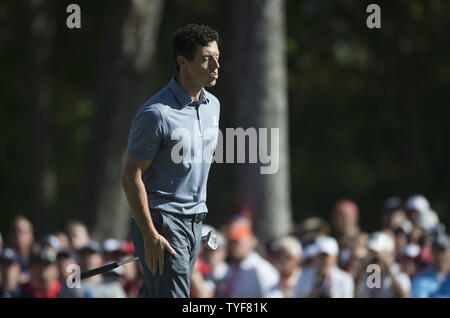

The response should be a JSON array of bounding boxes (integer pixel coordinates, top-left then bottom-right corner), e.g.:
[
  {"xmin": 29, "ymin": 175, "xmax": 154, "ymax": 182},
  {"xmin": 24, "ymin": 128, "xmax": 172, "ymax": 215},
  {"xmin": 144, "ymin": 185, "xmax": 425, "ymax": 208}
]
[{"xmin": 79, "ymin": 231, "xmax": 218, "ymax": 280}]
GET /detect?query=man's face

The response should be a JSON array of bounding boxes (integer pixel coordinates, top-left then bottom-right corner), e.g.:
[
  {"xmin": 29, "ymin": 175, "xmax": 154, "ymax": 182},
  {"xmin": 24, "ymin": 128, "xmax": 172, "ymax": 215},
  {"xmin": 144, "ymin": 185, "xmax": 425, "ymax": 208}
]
[
  {"xmin": 228, "ymin": 236, "xmax": 255, "ymax": 262},
  {"xmin": 13, "ymin": 219, "xmax": 34, "ymax": 249},
  {"xmin": 333, "ymin": 209, "xmax": 358, "ymax": 234},
  {"xmin": 69, "ymin": 225, "xmax": 90, "ymax": 250},
  {"xmin": 315, "ymin": 254, "xmax": 335, "ymax": 275},
  {"xmin": 180, "ymin": 41, "xmax": 220, "ymax": 88},
  {"xmin": 273, "ymin": 247, "xmax": 300, "ymax": 277}
]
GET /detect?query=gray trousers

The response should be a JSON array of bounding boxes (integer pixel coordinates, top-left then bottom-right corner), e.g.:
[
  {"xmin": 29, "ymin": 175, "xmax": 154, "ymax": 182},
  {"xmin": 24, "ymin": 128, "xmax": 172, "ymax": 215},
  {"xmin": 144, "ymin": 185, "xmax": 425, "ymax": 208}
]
[{"xmin": 130, "ymin": 209, "xmax": 203, "ymax": 298}]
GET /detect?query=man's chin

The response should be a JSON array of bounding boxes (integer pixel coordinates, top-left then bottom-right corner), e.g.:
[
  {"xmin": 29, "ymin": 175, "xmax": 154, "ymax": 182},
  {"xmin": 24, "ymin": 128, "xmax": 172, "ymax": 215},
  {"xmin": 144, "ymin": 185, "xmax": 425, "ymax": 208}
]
[{"xmin": 204, "ymin": 78, "xmax": 217, "ymax": 88}]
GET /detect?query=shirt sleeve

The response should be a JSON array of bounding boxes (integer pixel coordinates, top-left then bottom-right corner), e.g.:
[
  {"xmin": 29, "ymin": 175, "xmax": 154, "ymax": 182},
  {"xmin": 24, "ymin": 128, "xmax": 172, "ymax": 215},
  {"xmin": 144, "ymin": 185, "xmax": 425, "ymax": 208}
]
[{"xmin": 127, "ymin": 107, "xmax": 165, "ymax": 162}]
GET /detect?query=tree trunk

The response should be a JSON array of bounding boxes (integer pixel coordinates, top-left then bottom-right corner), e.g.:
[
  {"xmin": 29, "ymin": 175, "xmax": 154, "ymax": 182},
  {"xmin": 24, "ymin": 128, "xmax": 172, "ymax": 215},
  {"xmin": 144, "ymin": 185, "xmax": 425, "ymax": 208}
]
[
  {"xmin": 231, "ymin": 0, "xmax": 293, "ymax": 243},
  {"xmin": 26, "ymin": 0, "xmax": 57, "ymax": 235},
  {"xmin": 78, "ymin": 0, "xmax": 165, "ymax": 240}
]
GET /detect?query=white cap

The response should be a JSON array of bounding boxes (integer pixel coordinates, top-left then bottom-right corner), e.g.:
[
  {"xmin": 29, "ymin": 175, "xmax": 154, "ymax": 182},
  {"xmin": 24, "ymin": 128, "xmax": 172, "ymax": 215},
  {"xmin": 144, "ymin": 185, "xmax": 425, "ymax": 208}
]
[
  {"xmin": 103, "ymin": 239, "xmax": 122, "ymax": 253},
  {"xmin": 271, "ymin": 236, "xmax": 303, "ymax": 258},
  {"xmin": 315, "ymin": 236, "xmax": 339, "ymax": 257},
  {"xmin": 396, "ymin": 220, "xmax": 413, "ymax": 234},
  {"xmin": 418, "ymin": 210, "xmax": 439, "ymax": 232},
  {"xmin": 405, "ymin": 195, "xmax": 430, "ymax": 214},
  {"xmin": 302, "ymin": 243, "xmax": 318, "ymax": 261},
  {"xmin": 41, "ymin": 234, "xmax": 62, "ymax": 252},
  {"xmin": 398, "ymin": 244, "xmax": 421, "ymax": 259},
  {"xmin": 367, "ymin": 232, "xmax": 394, "ymax": 253}
]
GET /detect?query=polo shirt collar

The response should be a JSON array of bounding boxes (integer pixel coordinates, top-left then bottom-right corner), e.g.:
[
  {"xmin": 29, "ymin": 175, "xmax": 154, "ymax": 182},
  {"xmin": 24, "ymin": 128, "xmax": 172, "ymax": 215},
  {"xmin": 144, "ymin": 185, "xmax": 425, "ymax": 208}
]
[{"xmin": 168, "ymin": 76, "xmax": 209, "ymax": 108}]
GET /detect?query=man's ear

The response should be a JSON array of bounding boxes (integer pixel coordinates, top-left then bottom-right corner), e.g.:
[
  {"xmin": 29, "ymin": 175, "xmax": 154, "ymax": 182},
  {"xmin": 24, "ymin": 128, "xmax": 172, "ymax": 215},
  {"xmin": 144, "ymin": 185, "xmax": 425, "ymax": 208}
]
[{"xmin": 177, "ymin": 55, "xmax": 186, "ymax": 70}]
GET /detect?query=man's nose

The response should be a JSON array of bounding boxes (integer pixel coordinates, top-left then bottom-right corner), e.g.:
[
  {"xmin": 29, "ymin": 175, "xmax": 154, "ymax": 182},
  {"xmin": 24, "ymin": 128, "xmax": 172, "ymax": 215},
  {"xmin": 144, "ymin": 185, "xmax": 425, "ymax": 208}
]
[{"xmin": 211, "ymin": 57, "xmax": 220, "ymax": 69}]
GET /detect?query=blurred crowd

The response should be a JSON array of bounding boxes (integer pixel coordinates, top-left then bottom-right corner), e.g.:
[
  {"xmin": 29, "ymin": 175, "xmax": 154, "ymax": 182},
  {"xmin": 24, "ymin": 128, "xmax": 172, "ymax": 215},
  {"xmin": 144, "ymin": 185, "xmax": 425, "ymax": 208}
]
[{"xmin": 1, "ymin": 194, "xmax": 449, "ymax": 298}]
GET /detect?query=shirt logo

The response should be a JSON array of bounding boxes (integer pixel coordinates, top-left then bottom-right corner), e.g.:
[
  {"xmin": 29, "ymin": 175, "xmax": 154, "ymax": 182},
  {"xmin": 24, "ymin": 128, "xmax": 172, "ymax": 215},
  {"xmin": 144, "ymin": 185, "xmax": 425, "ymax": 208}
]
[{"xmin": 212, "ymin": 115, "xmax": 218, "ymax": 127}]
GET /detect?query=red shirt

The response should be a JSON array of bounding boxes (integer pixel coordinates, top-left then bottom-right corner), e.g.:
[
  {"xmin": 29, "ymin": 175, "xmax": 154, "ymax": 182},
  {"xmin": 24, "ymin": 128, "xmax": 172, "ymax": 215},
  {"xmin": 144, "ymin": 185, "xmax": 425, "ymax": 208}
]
[{"xmin": 27, "ymin": 281, "xmax": 62, "ymax": 298}]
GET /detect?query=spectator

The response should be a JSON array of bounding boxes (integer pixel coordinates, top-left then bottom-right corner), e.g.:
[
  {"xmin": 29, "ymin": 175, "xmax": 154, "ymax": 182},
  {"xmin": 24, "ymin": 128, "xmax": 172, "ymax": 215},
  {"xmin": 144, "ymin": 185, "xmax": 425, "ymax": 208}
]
[
  {"xmin": 9, "ymin": 215, "xmax": 35, "ymax": 284},
  {"xmin": 215, "ymin": 223, "xmax": 283, "ymax": 298},
  {"xmin": 296, "ymin": 217, "xmax": 330, "ymax": 247},
  {"xmin": 331, "ymin": 199, "xmax": 361, "ymax": 250},
  {"xmin": 56, "ymin": 250, "xmax": 77, "ymax": 285},
  {"xmin": 381, "ymin": 196, "xmax": 407, "ymax": 231},
  {"xmin": 54, "ymin": 232, "xmax": 71, "ymax": 251},
  {"xmin": 357, "ymin": 232, "xmax": 411, "ymax": 298},
  {"xmin": 39, "ymin": 234, "xmax": 62, "ymax": 255},
  {"xmin": 102, "ymin": 238, "xmax": 123, "ymax": 263},
  {"xmin": 117, "ymin": 241, "xmax": 140, "ymax": 298},
  {"xmin": 301, "ymin": 243, "xmax": 318, "ymax": 270},
  {"xmin": 270, "ymin": 236, "xmax": 303, "ymax": 298},
  {"xmin": 431, "ymin": 274, "xmax": 450, "ymax": 297},
  {"xmin": 66, "ymin": 220, "xmax": 91, "ymax": 251},
  {"xmin": 404, "ymin": 194, "xmax": 430, "ymax": 228},
  {"xmin": 392, "ymin": 220, "xmax": 413, "ymax": 257},
  {"xmin": 25, "ymin": 250, "xmax": 61, "ymax": 298},
  {"xmin": 397, "ymin": 244, "xmax": 421, "ymax": 279},
  {"xmin": 60, "ymin": 241, "xmax": 126, "ymax": 298},
  {"xmin": 339, "ymin": 232, "xmax": 368, "ymax": 280},
  {"xmin": 292, "ymin": 236, "xmax": 354, "ymax": 298},
  {"xmin": 412, "ymin": 233, "xmax": 450, "ymax": 298},
  {"xmin": 0, "ymin": 249, "xmax": 31, "ymax": 298}
]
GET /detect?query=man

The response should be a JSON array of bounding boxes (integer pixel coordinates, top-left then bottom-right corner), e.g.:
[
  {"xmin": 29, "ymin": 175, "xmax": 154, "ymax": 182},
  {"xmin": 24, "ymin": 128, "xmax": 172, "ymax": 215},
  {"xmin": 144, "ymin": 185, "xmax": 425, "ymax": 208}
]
[
  {"xmin": 270, "ymin": 236, "xmax": 303, "ymax": 297},
  {"xmin": 122, "ymin": 24, "xmax": 221, "ymax": 298},
  {"xmin": 9, "ymin": 215, "xmax": 35, "ymax": 285},
  {"xmin": 292, "ymin": 236, "xmax": 354, "ymax": 298},
  {"xmin": 215, "ymin": 223, "xmax": 283, "ymax": 298},
  {"xmin": 331, "ymin": 199, "xmax": 361, "ymax": 250},
  {"xmin": 24, "ymin": 251, "xmax": 61, "ymax": 298},
  {"xmin": 357, "ymin": 232, "xmax": 411, "ymax": 298},
  {"xmin": 0, "ymin": 248, "xmax": 31, "ymax": 298},
  {"xmin": 412, "ymin": 233, "xmax": 450, "ymax": 298},
  {"xmin": 65, "ymin": 220, "xmax": 91, "ymax": 251}
]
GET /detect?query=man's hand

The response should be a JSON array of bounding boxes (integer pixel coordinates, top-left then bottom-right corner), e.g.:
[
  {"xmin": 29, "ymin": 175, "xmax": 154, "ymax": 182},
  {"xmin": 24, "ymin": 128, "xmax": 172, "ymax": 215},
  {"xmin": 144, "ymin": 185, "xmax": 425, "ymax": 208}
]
[{"xmin": 144, "ymin": 233, "xmax": 177, "ymax": 275}]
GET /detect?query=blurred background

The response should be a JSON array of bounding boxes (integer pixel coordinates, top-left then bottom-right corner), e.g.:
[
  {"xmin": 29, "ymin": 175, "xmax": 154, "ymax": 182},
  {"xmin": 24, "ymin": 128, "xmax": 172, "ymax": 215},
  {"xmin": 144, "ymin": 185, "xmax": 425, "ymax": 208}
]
[{"xmin": 1, "ymin": 0, "xmax": 450, "ymax": 298}]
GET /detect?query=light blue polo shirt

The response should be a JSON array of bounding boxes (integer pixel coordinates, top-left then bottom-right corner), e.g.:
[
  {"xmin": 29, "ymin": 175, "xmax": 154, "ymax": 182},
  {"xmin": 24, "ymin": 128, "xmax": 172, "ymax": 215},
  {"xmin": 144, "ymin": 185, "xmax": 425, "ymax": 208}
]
[{"xmin": 127, "ymin": 76, "xmax": 220, "ymax": 215}]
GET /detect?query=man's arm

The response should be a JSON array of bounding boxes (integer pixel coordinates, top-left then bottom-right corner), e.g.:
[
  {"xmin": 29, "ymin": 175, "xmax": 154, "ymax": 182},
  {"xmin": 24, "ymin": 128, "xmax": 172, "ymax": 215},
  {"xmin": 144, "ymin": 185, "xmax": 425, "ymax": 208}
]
[{"xmin": 122, "ymin": 155, "xmax": 176, "ymax": 275}]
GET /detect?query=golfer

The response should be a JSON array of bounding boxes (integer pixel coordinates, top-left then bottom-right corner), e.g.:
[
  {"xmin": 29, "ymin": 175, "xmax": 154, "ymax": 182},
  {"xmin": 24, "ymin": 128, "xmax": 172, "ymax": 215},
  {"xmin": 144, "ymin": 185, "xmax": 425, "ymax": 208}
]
[{"xmin": 122, "ymin": 24, "xmax": 220, "ymax": 298}]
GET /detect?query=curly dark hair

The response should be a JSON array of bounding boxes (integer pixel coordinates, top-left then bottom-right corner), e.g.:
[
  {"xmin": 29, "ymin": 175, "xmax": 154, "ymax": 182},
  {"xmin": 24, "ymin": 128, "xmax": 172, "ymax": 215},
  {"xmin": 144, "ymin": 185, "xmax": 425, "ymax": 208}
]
[{"xmin": 172, "ymin": 24, "xmax": 219, "ymax": 72}]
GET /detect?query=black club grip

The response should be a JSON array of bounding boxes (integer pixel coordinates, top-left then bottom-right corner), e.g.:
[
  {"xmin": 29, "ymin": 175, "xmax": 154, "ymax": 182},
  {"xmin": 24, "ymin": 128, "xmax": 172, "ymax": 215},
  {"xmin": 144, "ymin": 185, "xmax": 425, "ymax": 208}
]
[{"xmin": 80, "ymin": 262, "xmax": 118, "ymax": 280}]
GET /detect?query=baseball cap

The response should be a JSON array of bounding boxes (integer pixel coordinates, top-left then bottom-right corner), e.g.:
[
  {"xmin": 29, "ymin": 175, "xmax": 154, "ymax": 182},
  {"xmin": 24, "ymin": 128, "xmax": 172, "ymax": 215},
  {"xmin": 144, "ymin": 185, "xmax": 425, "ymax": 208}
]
[
  {"xmin": 314, "ymin": 236, "xmax": 339, "ymax": 257},
  {"xmin": 39, "ymin": 234, "xmax": 62, "ymax": 251},
  {"xmin": 79, "ymin": 240, "xmax": 102, "ymax": 254},
  {"xmin": 103, "ymin": 239, "xmax": 122, "ymax": 253},
  {"xmin": 226, "ymin": 223, "xmax": 253, "ymax": 241},
  {"xmin": 299, "ymin": 217, "xmax": 324, "ymax": 232},
  {"xmin": 394, "ymin": 220, "xmax": 413, "ymax": 234},
  {"xmin": 383, "ymin": 196, "xmax": 403, "ymax": 214},
  {"xmin": 398, "ymin": 244, "xmax": 421, "ymax": 259},
  {"xmin": 367, "ymin": 232, "xmax": 395, "ymax": 253},
  {"xmin": 418, "ymin": 210, "xmax": 439, "ymax": 232},
  {"xmin": 0, "ymin": 248, "xmax": 20, "ymax": 264},
  {"xmin": 405, "ymin": 195, "xmax": 430, "ymax": 214},
  {"xmin": 271, "ymin": 236, "xmax": 303, "ymax": 258},
  {"xmin": 121, "ymin": 241, "xmax": 135, "ymax": 255}
]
